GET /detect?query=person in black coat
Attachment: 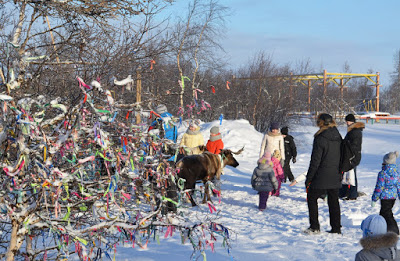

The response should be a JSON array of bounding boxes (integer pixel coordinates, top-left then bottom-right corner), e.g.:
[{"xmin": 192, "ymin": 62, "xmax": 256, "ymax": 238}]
[
  {"xmin": 281, "ymin": 126, "xmax": 297, "ymax": 182},
  {"xmin": 305, "ymin": 113, "xmax": 343, "ymax": 234},
  {"xmin": 339, "ymin": 114, "xmax": 365, "ymax": 200}
]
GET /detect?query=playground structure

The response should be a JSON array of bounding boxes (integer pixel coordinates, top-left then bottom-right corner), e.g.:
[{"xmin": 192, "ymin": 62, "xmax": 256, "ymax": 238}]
[
  {"xmin": 280, "ymin": 70, "xmax": 381, "ymax": 112},
  {"xmin": 232, "ymin": 70, "xmax": 381, "ymax": 113}
]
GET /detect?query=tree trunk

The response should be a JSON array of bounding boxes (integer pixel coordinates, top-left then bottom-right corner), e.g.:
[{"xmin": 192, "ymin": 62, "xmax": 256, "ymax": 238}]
[{"xmin": 6, "ymin": 219, "xmax": 19, "ymax": 261}]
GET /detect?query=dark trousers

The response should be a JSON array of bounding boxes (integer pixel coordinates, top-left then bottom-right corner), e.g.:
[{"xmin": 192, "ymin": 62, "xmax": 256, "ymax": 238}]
[
  {"xmin": 380, "ymin": 199, "xmax": 399, "ymax": 235},
  {"xmin": 259, "ymin": 191, "xmax": 269, "ymax": 210},
  {"xmin": 339, "ymin": 167, "xmax": 358, "ymax": 199},
  {"xmin": 307, "ymin": 188, "xmax": 341, "ymax": 231},
  {"xmin": 283, "ymin": 159, "xmax": 294, "ymax": 182}
]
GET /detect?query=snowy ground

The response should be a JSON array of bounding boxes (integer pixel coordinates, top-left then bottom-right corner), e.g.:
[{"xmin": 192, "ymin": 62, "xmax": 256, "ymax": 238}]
[{"xmin": 113, "ymin": 118, "xmax": 400, "ymax": 261}]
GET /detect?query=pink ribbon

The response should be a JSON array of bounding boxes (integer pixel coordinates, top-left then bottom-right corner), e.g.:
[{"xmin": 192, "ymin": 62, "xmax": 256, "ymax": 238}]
[
  {"xmin": 194, "ymin": 88, "xmax": 203, "ymax": 100},
  {"xmin": 76, "ymin": 76, "xmax": 92, "ymax": 89}
]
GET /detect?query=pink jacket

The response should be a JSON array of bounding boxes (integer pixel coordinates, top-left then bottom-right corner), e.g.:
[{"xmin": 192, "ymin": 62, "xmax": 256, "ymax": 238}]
[{"xmin": 272, "ymin": 156, "xmax": 284, "ymax": 181}]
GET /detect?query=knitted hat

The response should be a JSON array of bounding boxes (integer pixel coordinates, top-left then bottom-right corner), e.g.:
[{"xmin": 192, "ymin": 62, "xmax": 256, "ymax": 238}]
[
  {"xmin": 272, "ymin": 149, "xmax": 281, "ymax": 161},
  {"xmin": 270, "ymin": 122, "xmax": 280, "ymax": 130},
  {"xmin": 155, "ymin": 104, "xmax": 168, "ymax": 115},
  {"xmin": 361, "ymin": 214, "xmax": 387, "ymax": 238},
  {"xmin": 281, "ymin": 126, "xmax": 289, "ymax": 135},
  {"xmin": 383, "ymin": 151, "xmax": 399, "ymax": 165},
  {"xmin": 345, "ymin": 114, "xmax": 356, "ymax": 123},
  {"xmin": 258, "ymin": 151, "xmax": 272, "ymax": 165},
  {"xmin": 210, "ymin": 126, "xmax": 219, "ymax": 134}
]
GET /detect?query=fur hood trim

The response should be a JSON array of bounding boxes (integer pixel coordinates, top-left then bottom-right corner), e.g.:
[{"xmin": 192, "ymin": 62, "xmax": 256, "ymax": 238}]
[
  {"xmin": 347, "ymin": 122, "xmax": 365, "ymax": 132},
  {"xmin": 360, "ymin": 232, "xmax": 399, "ymax": 250},
  {"xmin": 267, "ymin": 131, "xmax": 282, "ymax": 137},
  {"xmin": 314, "ymin": 122, "xmax": 337, "ymax": 137}
]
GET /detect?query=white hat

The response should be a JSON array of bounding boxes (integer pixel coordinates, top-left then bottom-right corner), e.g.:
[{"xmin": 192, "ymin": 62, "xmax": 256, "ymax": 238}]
[
  {"xmin": 383, "ymin": 151, "xmax": 399, "ymax": 165},
  {"xmin": 361, "ymin": 214, "xmax": 387, "ymax": 238},
  {"xmin": 155, "ymin": 104, "xmax": 168, "ymax": 115}
]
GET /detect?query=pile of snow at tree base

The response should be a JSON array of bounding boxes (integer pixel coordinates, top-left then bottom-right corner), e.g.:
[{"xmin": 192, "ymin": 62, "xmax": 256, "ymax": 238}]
[{"xmin": 107, "ymin": 118, "xmax": 400, "ymax": 261}]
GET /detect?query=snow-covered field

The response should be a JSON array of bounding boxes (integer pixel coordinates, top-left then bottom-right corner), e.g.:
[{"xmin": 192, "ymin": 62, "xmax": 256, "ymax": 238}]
[{"xmin": 114, "ymin": 118, "xmax": 400, "ymax": 261}]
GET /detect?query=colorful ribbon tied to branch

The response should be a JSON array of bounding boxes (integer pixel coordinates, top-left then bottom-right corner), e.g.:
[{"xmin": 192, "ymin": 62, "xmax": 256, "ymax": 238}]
[
  {"xmin": 226, "ymin": 81, "xmax": 231, "ymax": 90},
  {"xmin": 179, "ymin": 76, "xmax": 190, "ymax": 90},
  {"xmin": 210, "ymin": 85, "xmax": 215, "ymax": 94},
  {"xmin": 194, "ymin": 88, "xmax": 203, "ymax": 100},
  {"xmin": 150, "ymin": 60, "xmax": 156, "ymax": 70}
]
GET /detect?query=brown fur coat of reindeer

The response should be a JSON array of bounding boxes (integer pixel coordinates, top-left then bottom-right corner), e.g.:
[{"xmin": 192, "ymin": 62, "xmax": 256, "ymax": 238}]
[{"xmin": 176, "ymin": 148, "xmax": 243, "ymax": 206}]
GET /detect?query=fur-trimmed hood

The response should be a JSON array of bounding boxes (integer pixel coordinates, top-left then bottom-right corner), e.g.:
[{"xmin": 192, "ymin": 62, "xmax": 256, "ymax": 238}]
[
  {"xmin": 314, "ymin": 122, "xmax": 338, "ymax": 137},
  {"xmin": 347, "ymin": 122, "xmax": 365, "ymax": 133},
  {"xmin": 360, "ymin": 232, "xmax": 398, "ymax": 250}
]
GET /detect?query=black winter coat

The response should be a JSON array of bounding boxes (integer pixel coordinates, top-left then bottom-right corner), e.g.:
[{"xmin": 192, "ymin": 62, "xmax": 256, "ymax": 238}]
[
  {"xmin": 306, "ymin": 124, "xmax": 343, "ymax": 189},
  {"xmin": 344, "ymin": 122, "xmax": 364, "ymax": 168},
  {"xmin": 284, "ymin": 135, "xmax": 297, "ymax": 162}
]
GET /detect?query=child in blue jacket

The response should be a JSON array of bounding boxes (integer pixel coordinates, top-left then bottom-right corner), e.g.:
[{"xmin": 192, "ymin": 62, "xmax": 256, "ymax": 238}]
[{"xmin": 372, "ymin": 151, "xmax": 400, "ymax": 234}]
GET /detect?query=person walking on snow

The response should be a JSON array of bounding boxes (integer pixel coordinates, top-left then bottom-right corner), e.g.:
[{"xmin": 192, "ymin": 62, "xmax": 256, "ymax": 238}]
[
  {"xmin": 372, "ymin": 151, "xmax": 400, "ymax": 235},
  {"xmin": 281, "ymin": 126, "xmax": 297, "ymax": 183},
  {"xmin": 355, "ymin": 214, "xmax": 400, "ymax": 261},
  {"xmin": 339, "ymin": 113, "xmax": 365, "ymax": 200},
  {"xmin": 305, "ymin": 113, "xmax": 342, "ymax": 234},
  {"xmin": 206, "ymin": 126, "xmax": 224, "ymax": 154},
  {"xmin": 259, "ymin": 122, "xmax": 285, "ymax": 166},
  {"xmin": 270, "ymin": 149, "xmax": 285, "ymax": 197},
  {"xmin": 251, "ymin": 152, "xmax": 279, "ymax": 211}
]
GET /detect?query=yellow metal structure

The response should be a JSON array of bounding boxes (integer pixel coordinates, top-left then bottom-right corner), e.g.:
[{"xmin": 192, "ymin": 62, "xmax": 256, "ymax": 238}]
[{"xmin": 232, "ymin": 70, "xmax": 381, "ymax": 112}]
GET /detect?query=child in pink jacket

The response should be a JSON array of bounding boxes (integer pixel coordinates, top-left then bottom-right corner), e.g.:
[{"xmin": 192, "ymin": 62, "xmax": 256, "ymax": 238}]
[{"xmin": 270, "ymin": 150, "xmax": 285, "ymax": 196}]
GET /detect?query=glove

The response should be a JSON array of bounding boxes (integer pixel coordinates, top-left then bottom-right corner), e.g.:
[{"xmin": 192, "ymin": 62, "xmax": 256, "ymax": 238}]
[
  {"xmin": 292, "ymin": 157, "xmax": 296, "ymax": 164},
  {"xmin": 371, "ymin": 201, "xmax": 376, "ymax": 207}
]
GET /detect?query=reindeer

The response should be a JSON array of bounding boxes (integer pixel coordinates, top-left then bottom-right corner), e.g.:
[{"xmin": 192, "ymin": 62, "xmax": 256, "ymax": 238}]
[{"xmin": 176, "ymin": 148, "xmax": 243, "ymax": 206}]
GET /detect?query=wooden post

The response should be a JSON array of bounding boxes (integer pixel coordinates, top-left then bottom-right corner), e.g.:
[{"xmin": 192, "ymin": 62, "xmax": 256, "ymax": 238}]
[
  {"xmin": 308, "ymin": 79, "xmax": 311, "ymax": 112},
  {"xmin": 340, "ymin": 78, "xmax": 344, "ymax": 111},
  {"xmin": 136, "ymin": 67, "xmax": 142, "ymax": 124},
  {"xmin": 376, "ymin": 72, "xmax": 380, "ymax": 112},
  {"xmin": 289, "ymin": 72, "xmax": 293, "ymax": 110},
  {"xmin": 323, "ymin": 69, "xmax": 327, "ymax": 108}
]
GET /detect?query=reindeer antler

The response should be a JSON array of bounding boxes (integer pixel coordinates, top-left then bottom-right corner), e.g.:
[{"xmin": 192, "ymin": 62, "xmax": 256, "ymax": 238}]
[{"xmin": 232, "ymin": 147, "xmax": 244, "ymax": 155}]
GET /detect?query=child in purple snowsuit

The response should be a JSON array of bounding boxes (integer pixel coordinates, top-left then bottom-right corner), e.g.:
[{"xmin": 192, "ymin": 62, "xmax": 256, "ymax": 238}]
[
  {"xmin": 372, "ymin": 151, "xmax": 400, "ymax": 234},
  {"xmin": 251, "ymin": 152, "xmax": 279, "ymax": 211}
]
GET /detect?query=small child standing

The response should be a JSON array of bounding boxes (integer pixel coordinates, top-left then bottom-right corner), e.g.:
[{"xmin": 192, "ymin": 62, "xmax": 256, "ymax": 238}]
[
  {"xmin": 206, "ymin": 126, "xmax": 224, "ymax": 154},
  {"xmin": 270, "ymin": 149, "xmax": 285, "ymax": 197},
  {"xmin": 251, "ymin": 152, "xmax": 279, "ymax": 211},
  {"xmin": 372, "ymin": 151, "xmax": 400, "ymax": 235}
]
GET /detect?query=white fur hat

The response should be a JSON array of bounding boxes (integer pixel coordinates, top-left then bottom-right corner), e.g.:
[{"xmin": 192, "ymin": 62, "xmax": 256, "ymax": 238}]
[
  {"xmin": 383, "ymin": 151, "xmax": 399, "ymax": 165},
  {"xmin": 361, "ymin": 214, "xmax": 387, "ymax": 238}
]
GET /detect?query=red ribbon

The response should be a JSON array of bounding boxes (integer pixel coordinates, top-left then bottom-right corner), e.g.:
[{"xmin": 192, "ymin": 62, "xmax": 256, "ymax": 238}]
[{"xmin": 226, "ymin": 81, "xmax": 231, "ymax": 90}]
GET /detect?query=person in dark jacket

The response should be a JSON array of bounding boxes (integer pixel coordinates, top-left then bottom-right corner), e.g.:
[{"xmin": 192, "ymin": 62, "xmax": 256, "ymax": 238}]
[
  {"xmin": 281, "ymin": 126, "xmax": 297, "ymax": 182},
  {"xmin": 304, "ymin": 113, "xmax": 343, "ymax": 234},
  {"xmin": 339, "ymin": 113, "xmax": 365, "ymax": 200},
  {"xmin": 251, "ymin": 152, "xmax": 279, "ymax": 211}
]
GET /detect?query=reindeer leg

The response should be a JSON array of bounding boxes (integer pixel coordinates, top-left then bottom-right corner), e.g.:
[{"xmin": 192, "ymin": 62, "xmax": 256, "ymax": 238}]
[
  {"xmin": 185, "ymin": 181, "xmax": 197, "ymax": 207},
  {"xmin": 202, "ymin": 182, "xmax": 208, "ymax": 204}
]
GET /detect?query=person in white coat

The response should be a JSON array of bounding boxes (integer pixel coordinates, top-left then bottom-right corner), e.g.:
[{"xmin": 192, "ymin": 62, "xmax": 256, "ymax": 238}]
[{"xmin": 259, "ymin": 122, "xmax": 285, "ymax": 166}]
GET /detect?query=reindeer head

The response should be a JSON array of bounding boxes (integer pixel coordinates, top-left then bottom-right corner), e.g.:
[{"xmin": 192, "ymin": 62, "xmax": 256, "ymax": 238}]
[{"xmin": 221, "ymin": 147, "xmax": 243, "ymax": 168}]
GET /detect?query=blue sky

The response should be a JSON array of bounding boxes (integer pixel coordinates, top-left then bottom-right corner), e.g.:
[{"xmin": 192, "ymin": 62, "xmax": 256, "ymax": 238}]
[{"xmin": 165, "ymin": 0, "xmax": 400, "ymax": 87}]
